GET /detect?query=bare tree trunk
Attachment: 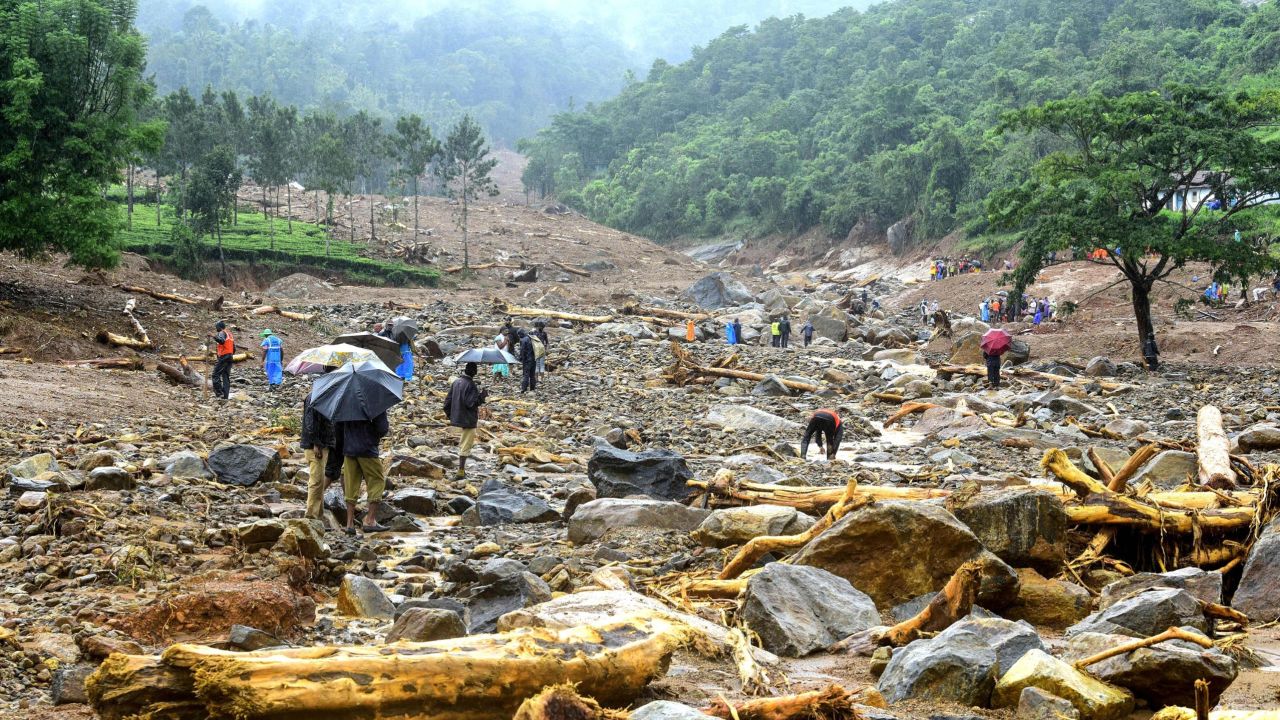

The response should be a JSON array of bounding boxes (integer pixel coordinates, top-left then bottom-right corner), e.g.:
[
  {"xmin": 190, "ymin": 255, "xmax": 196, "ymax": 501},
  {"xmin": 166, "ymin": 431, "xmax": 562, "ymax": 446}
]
[
  {"xmin": 368, "ymin": 178, "xmax": 377, "ymax": 243},
  {"xmin": 155, "ymin": 177, "xmax": 161, "ymax": 226},
  {"xmin": 217, "ymin": 225, "xmax": 226, "ymax": 285},
  {"xmin": 287, "ymin": 182, "xmax": 293, "ymax": 234},
  {"xmin": 349, "ymin": 195, "xmax": 355, "ymax": 243},
  {"xmin": 126, "ymin": 163, "xmax": 134, "ymax": 231},
  {"xmin": 413, "ymin": 175, "xmax": 419, "ymax": 240},
  {"xmin": 1131, "ymin": 278, "xmax": 1154, "ymax": 357},
  {"xmin": 268, "ymin": 185, "xmax": 275, "ymax": 251}
]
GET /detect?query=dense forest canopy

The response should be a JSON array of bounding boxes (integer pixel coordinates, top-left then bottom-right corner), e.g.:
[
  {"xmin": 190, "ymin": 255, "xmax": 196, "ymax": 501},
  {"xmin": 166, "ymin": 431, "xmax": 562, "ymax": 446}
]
[
  {"xmin": 134, "ymin": 0, "xmax": 870, "ymax": 143},
  {"xmin": 519, "ymin": 0, "xmax": 1280, "ymax": 245}
]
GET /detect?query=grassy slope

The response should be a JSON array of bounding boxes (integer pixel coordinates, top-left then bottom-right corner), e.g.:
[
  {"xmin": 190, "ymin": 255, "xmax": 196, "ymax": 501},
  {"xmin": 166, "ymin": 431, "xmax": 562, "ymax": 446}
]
[{"xmin": 115, "ymin": 200, "xmax": 440, "ymax": 287}]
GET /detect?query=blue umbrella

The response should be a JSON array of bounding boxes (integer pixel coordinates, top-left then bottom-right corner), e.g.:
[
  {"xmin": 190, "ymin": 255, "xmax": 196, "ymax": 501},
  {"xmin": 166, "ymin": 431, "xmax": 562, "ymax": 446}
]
[{"xmin": 309, "ymin": 360, "xmax": 403, "ymax": 422}]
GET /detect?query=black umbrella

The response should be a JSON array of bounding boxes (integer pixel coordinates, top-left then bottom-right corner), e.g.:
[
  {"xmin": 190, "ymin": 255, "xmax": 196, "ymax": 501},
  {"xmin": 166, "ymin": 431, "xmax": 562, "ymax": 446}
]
[
  {"xmin": 334, "ymin": 331, "xmax": 403, "ymax": 368},
  {"xmin": 309, "ymin": 360, "xmax": 404, "ymax": 422},
  {"xmin": 454, "ymin": 347, "xmax": 519, "ymax": 365},
  {"xmin": 391, "ymin": 316, "xmax": 419, "ymax": 343}
]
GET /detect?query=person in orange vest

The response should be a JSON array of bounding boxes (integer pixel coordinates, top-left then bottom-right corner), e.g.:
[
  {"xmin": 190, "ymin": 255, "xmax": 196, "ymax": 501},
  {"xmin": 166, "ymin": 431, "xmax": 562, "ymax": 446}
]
[
  {"xmin": 686, "ymin": 319, "xmax": 695, "ymax": 342},
  {"xmin": 209, "ymin": 320, "xmax": 235, "ymax": 399},
  {"xmin": 801, "ymin": 408, "xmax": 844, "ymax": 461}
]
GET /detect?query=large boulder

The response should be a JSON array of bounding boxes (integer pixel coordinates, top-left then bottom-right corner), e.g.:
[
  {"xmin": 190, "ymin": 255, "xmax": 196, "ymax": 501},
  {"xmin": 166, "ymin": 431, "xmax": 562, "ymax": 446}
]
[
  {"xmin": 1130, "ymin": 450, "xmax": 1197, "ymax": 490},
  {"xmin": 384, "ymin": 607, "xmax": 467, "ymax": 643},
  {"xmin": 1018, "ymin": 688, "xmax": 1080, "ymax": 720},
  {"xmin": 466, "ymin": 572, "xmax": 552, "ymax": 633},
  {"xmin": 631, "ymin": 702, "xmax": 718, "ymax": 720},
  {"xmin": 693, "ymin": 505, "xmax": 814, "ymax": 548},
  {"xmin": 705, "ymin": 405, "xmax": 801, "ymax": 433},
  {"xmin": 878, "ymin": 617, "xmax": 1044, "ymax": 706},
  {"xmin": 951, "ymin": 488, "xmax": 1068, "ymax": 573},
  {"xmin": 385, "ymin": 454, "xmax": 446, "ymax": 480},
  {"xmin": 1230, "ymin": 515, "xmax": 1280, "ymax": 621},
  {"xmin": 739, "ymin": 564, "xmax": 879, "ymax": 657},
  {"xmin": 1062, "ymin": 630, "xmax": 1237, "ymax": 708},
  {"xmin": 949, "ymin": 332, "xmax": 985, "ymax": 365},
  {"xmin": 471, "ymin": 480, "xmax": 559, "ymax": 525},
  {"xmin": 808, "ymin": 306, "xmax": 849, "ymax": 343},
  {"xmin": 587, "ymin": 445, "xmax": 694, "ymax": 501},
  {"xmin": 86, "ymin": 466, "xmax": 136, "ymax": 491},
  {"xmin": 681, "ymin": 272, "xmax": 755, "ymax": 310},
  {"xmin": 1098, "ymin": 568, "xmax": 1222, "ymax": 610},
  {"xmin": 208, "ymin": 444, "xmax": 281, "ymax": 487},
  {"xmin": 1084, "ymin": 357, "xmax": 1117, "ymax": 378},
  {"xmin": 567, "ymin": 498, "xmax": 709, "ymax": 544},
  {"xmin": 1004, "ymin": 568, "xmax": 1093, "ymax": 629},
  {"xmin": 1066, "ymin": 588, "xmax": 1208, "ymax": 638},
  {"xmin": 992, "ymin": 649, "xmax": 1134, "ymax": 720},
  {"xmin": 791, "ymin": 501, "xmax": 1020, "ymax": 609},
  {"xmin": 751, "ymin": 375, "xmax": 794, "ymax": 397},
  {"xmin": 337, "ymin": 574, "xmax": 395, "ymax": 620},
  {"xmin": 1236, "ymin": 424, "xmax": 1280, "ymax": 452}
]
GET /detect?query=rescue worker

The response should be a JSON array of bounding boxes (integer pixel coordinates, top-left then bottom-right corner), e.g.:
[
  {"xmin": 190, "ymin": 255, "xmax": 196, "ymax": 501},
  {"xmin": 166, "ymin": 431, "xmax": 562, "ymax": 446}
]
[
  {"xmin": 533, "ymin": 320, "xmax": 550, "ymax": 376},
  {"xmin": 801, "ymin": 408, "xmax": 844, "ymax": 461},
  {"xmin": 210, "ymin": 321, "xmax": 235, "ymax": 400},
  {"xmin": 983, "ymin": 349, "xmax": 1002, "ymax": 389},
  {"xmin": 770, "ymin": 319, "xmax": 782, "ymax": 347},
  {"xmin": 779, "ymin": 316, "xmax": 792, "ymax": 348},
  {"xmin": 732, "ymin": 318, "xmax": 743, "ymax": 345},
  {"xmin": 802, "ymin": 320, "xmax": 814, "ymax": 347},
  {"xmin": 260, "ymin": 329, "xmax": 283, "ymax": 388},
  {"xmin": 444, "ymin": 362, "xmax": 488, "ymax": 479},
  {"xmin": 300, "ymin": 370, "xmax": 336, "ymax": 520},
  {"xmin": 518, "ymin": 329, "xmax": 537, "ymax": 393}
]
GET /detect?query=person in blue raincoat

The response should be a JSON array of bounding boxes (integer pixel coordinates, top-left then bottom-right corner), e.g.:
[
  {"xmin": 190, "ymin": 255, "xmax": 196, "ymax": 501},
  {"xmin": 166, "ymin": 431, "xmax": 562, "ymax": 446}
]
[
  {"xmin": 260, "ymin": 330, "xmax": 283, "ymax": 387},
  {"xmin": 396, "ymin": 340, "xmax": 415, "ymax": 381},
  {"xmin": 726, "ymin": 319, "xmax": 738, "ymax": 345}
]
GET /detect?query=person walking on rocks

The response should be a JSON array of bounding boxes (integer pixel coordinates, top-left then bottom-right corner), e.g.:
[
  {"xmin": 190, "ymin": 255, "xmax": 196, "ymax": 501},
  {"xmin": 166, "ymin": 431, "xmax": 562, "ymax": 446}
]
[
  {"xmin": 982, "ymin": 348, "xmax": 1002, "ymax": 390},
  {"xmin": 732, "ymin": 318, "xmax": 743, "ymax": 345},
  {"xmin": 445, "ymin": 362, "xmax": 488, "ymax": 480},
  {"xmin": 260, "ymin": 329, "xmax": 283, "ymax": 388},
  {"xmin": 801, "ymin": 408, "xmax": 843, "ymax": 461},
  {"xmin": 338, "ymin": 411, "xmax": 391, "ymax": 534},
  {"xmin": 779, "ymin": 316, "xmax": 792, "ymax": 348},
  {"xmin": 1143, "ymin": 332, "xmax": 1160, "ymax": 371},
  {"xmin": 209, "ymin": 321, "xmax": 235, "ymax": 400},
  {"xmin": 802, "ymin": 319, "xmax": 814, "ymax": 347},
  {"xmin": 300, "ymin": 373, "xmax": 337, "ymax": 520},
  {"xmin": 492, "ymin": 331, "xmax": 511, "ymax": 381},
  {"xmin": 770, "ymin": 319, "xmax": 781, "ymax": 347},
  {"xmin": 533, "ymin": 320, "xmax": 550, "ymax": 377},
  {"xmin": 518, "ymin": 329, "xmax": 538, "ymax": 393}
]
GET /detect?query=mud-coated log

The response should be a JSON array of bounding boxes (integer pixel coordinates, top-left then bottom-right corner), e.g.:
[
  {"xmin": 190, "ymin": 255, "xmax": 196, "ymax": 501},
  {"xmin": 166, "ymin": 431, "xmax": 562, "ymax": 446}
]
[
  {"xmin": 87, "ymin": 617, "xmax": 686, "ymax": 720},
  {"xmin": 248, "ymin": 305, "xmax": 316, "ymax": 322},
  {"xmin": 1197, "ymin": 406, "xmax": 1237, "ymax": 487},
  {"xmin": 156, "ymin": 360, "xmax": 207, "ymax": 388},
  {"xmin": 96, "ymin": 330, "xmax": 151, "ymax": 350},
  {"xmin": 551, "ymin": 260, "xmax": 591, "ymax": 278},
  {"xmin": 115, "ymin": 283, "xmax": 206, "ymax": 305},
  {"xmin": 1073, "ymin": 627, "xmax": 1212, "ymax": 669},
  {"xmin": 60, "ymin": 358, "xmax": 144, "ymax": 370},
  {"xmin": 830, "ymin": 561, "xmax": 982, "ymax": 654},
  {"xmin": 687, "ymin": 476, "xmax": 948, "ymax": 516},
  {"xmin": 512, "ymin": 685, "xmax": 624, "ymax": 720},
  {"xmin": 621, "ymin": 303, "xmax": 707, "ymax": 321},
  {"xmin": 703, "ymin": 685, "xmax": 870, "ymax": 720},
  {"xmin": 498, "ymin": 301, "xmax": 613, "ymax": 324}
]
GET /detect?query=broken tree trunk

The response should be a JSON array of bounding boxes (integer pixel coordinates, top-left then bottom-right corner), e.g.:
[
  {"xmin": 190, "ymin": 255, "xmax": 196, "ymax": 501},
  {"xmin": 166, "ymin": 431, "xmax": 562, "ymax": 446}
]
[
  {"xmin": 96, "ymin": 330, "xmax": 151, "ymax": 350},
  {"xmin": 123, "ymin": 298, "xmax": 151, "ymax": 347},
  {"xmin": 1197, "ymin": 406, "xmax": 1237, "ymax": 487},
  {"xmin": 249, "ymin": 306, "xmax": 316, "ymax": 322},
  {"xmin": 703, "ymin": 684, "xmax": 868, "ymax": 720},
  {"xmin": 689, "ymin": 475, "xmax": 950, "ymax": 516},
  {"xmin": 115, "ymin": 284, "xmax": 206, "ymax": 305},
  {"xmin": 497, "ymin": 301, "xmax": 614, "ymax": 324},
  {"xmin": 831, "ymin": 561, "xmax": 982, "ymax": 655},
  {"xmin": 550, "ymin": 260, "xmax": 591, "ymax": 278},
  {"xmin": 621, "ymin": 302, "xmax": 708, "ymax": 322},
  {"xmin": 0, "ymin": 347, "xmax": 21, "ymax": 355},
  {"xmin": 60, "ymin": 358, "xmax": 143, "ymax": 370},
  {"xmin": 156, "ymin": 360, "xmax": 207, "ymax": 389},
  {"xmin": 1075, "ymin": 444, "xmax": 1163, "ymax": 565},
  {"xmin": 1043, "ymin": 449, "xmax": 1262, "ymax": 534},
  {"xmin": 512, "ymin": 685, "xmax": 626, "ymax": 720},
  {"xmin": 1073, "ymin": 627, "xmax": 1212, "ymax": 669},
  {"xmin": 87, "ymin": 617, "xmax": 687, "ymax": 720},
  {"xmin": 445, "ymin": 262, "xmax": 522, "ymax": 273},
  {"xmin": 668, "ymin": 343, "xmax": 822, "ymax": 393}
]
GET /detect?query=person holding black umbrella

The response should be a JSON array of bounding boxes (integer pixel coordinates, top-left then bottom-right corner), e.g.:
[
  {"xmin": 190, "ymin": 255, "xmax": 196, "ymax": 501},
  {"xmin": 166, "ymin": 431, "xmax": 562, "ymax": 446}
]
[
  {"xmin": 339, "ymin": 411, "xmax": 390, "ymax": 534},
  {"xmin": 445, "ymin": 362, "xmax": 488, "ymax": 479},
  {"xmin": 300, "ymin": 371, "xmax": 337, "ymax": 521}
]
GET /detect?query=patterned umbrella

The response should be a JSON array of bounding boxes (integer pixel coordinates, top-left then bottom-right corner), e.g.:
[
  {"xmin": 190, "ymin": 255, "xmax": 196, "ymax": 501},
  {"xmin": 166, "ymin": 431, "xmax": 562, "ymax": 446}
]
[{"xmin": 285, "ymin": 343, "xmax": 388, "ymax": 375}]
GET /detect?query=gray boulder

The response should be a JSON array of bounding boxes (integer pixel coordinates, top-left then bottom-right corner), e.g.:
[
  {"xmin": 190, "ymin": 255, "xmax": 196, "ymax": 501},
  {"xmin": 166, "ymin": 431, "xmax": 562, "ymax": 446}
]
[
  {"xmin": 86, "ymin": 466, "xmax": 136, "ymax": 491},
  {"xmin": 1063, "ymin": 630, "xmax": 1237, "ymax": 708},
  {"xmin": 681, "ymin": 272, "xmax": 755, "ymax": 310},
  {"xmin": 587, "ymin": 444, "xmax": 694, "ymax": 501},
  {"xmin": 50, "ymin": 664, "xmax": 93, "ymax": 705},
  {"xmin": 472, "ymin": 480, "xmax": 559, "ymax": 525},
  {"xmin": 631, "ymin": 702, "xmax": 719, "ymax": 720},
  {"xmin": 1131, "ymin": 450, "xmax": 1197, "ymax": 490},
  {"xmin": 164, "ymin": 450, "xmax": 211, "ymax": 480},
  {"xmin": 337, "ymin": 574, "xmax": 395, "ymax": 620},
  {"xmin": 208, "ymin": 444, "xmax": 281, "ymax": 487},
  {"xmin": 952, "ymin": 488, "xmax": 1068, "ymax": 574},
  {"xmin": 1067, "ymin": 588, "xmax": 1208, "ymax": 638},
  {"xmin": 693, "ymin": 505, "xmax": 814, "ymax": 548},
  {"xmin": 1017, "ymin": 687, "xmax": 1080, "ymax": 720},
  {"xmin": 384, "ymin": 607, "xmax": 467, "ymax": 642},
  {"xmin": 705, "ymin": 405, "xmax": 800, "ymax": 433},
  {"xmin": 1231, "ymin": 515, "xmax": 1280, "ymax": 621},
  {"xmin": 739, "ymin": 564, "xmax": 880, "ymax": 657},
  {"xmin": 1084, "ymin": 357, "xmax": 1117, "ymax": 377},
  {"xmin": 466, "ymin": 572, "xmax": 552, "ymax": 633},
  {"xmin": 877, "ymin": 627, "xmax": 999, "ymax": 706},
  {"xmin": 1236, "ymin": 424, "xmax": 1280, "ymax": 452},
  {"xmin": 390, "ymin": 487, "xmax": 439, "ymax": 515},
  {"xmin": 567, "ymin": 498, "xmax": 709, "ymax": 544},
  {"xmin": 751, "ymin": 375, "xmax": 794, "ymax": 397},
  {"xmin": 1098, "ymin": 568, "xmax": 1222, "ymax": 610}
]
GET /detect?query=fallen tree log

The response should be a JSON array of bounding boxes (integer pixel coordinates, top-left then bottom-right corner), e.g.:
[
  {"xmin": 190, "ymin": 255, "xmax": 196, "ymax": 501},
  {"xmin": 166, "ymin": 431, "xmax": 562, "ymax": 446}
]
[
  {"xmin": 1074, "ymin": 627, "xmax": 1212, "ymax": 669},
  {"xmin": 831, "ymin": 560, "xmax": 982, "ymax": 655},
  {"xmin": 446, "ymin": 262, "xmax": 522, "ymax": 273},
  {"xmin": 668, "ymin": 343, "xmax": 822, "ymax": 393},
  {"xmin": 551, "ymin": 260, "xmax": 591, "ymax": 278},
  {"xmin": 621, "ymin": 302, "xmax": 708, "ymax": 322},
  {"xmin": 0, "ymin": 347, "xmax": 21, "ymax": 355},
  {"xmin": 512, "ymin": 685, "xmax": 624, "ymax": 720},
  {"xmin": 935, "ymin": 363, "xmax": 1128, "ymax": 391},
  {"xmin": 157, "ymin": 360, "xmax": 207, "ymax": 389},
  {"xmin": 87, "ymin": 617, "xmax": 688, "ymax": 720},
  {"xmin": 1075, "ymin": 444, "xmax": 1164, "ymax": 566},
  {"xmin": 688, "ymin": 475, "xmax": 948, "ymax": 517},
  {"xmin": 116, "ymin": 283, "xmax": 206, "ymax": 305},
  {"xmin": 1198, "ymin": 406, "xmax": 1237, "ymax": 487},
  {"xmin": 497, "ymin": 301, "xmax": 614, "ymax": 324},
  {"xmin": 162, "ymin": 352, "xmax": 252, "ymax": 364},
  {"xmin": 123, "ymin": 298, "xmax": 151, "ymax": 347},
  {"xmin": 703, "ymin": 684, "xmax": 870, "ymax": 720},
  {"xmin": 96, "ymin": 330, "xmax": 151, "ymax": 350},
  {"xmin": 60, "ymin": 358, "xmax": 143, "ymax": 370},
  {"xmin": 248, "ymin": 305, "xmax": 316, "ymax": 322}
]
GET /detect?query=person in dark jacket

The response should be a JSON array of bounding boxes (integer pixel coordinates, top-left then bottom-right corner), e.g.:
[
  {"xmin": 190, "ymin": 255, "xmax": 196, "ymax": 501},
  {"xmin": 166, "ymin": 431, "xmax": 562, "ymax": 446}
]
[
  {"xmin": 802, "ymin": 320, "xmax": 815, "ymax": 347},
  {"xmin": 732, "ymin": 318, "xmax": 743, "ymax": 346},
  {"xmin": 1143, "ymin": 333, "xmax": 1160, "ymax": 371},
  {"xmin": 300, "ymin": 378, "xmax": 337, "ymax": 520},
  {"xmin": 338, "ymin": 412, "xmax": 390, "ymax": 534},
  {"xmin": 444, "ymin": 362, "xmax": 488, "ymax": 479},
  {"xmin": 501, "ymin": 319, "xmax": 519, "ymax": 358},
  {"xmin": 779, "ymin": 316, "xmax": 792, "ymax": 348},
  {"xmin": 518, "ymin": 330, "xmax": 537, "ymax": 393},
  {"xmin": 801, "ymin": 409, "xmax": 843, "ymax": 460},
  {"xmin": 983, "ymin": 349, "xmax": 1002, "ymax": 389},
  {"xmin": 209, "ymin": 321, "xmax": 234, "ymax": 400},
  {"xmin": 533, "ymin": 320, "xmax": 550, "ymax": 377}
]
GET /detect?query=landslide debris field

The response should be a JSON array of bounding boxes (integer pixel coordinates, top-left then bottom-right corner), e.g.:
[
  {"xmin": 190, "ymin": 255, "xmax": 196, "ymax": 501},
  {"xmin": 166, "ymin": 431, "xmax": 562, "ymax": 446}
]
[{"xmin": 5, "ymin": 241, "xmax": 1280, "ymax": 720}]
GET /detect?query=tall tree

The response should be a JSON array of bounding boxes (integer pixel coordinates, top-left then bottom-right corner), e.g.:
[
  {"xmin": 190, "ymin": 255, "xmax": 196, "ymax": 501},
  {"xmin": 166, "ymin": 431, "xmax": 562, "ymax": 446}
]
[
  {"xmin": 347, "ymin": 111, "xmax": 385, "ymax": 243},
  {"xmin": 394, "ymin": 114, "xmax": 441, "ymax": 243},
  {"xmin": 987, "ymin": 86, "xmax": 1280, "ymax": 351},
  {"xmin": 185, "ymin": 145, "xmax": 242, "ymax": 283},
  {"xmin": 247, "ymin": 95, "xmax": 286, "ymax": 249},
  {"xmin": 436, "ymin": 115, "xmax": 498, "ymax": 271},
  {"xmin": 0, "ymin": 0, "xmax": 156, "ymax": 267}
]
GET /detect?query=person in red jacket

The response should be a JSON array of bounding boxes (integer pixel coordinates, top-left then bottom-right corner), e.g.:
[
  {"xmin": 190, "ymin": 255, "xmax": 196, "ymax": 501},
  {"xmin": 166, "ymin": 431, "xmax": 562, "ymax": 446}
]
[
  {"xmin": 208, "ymin": 321, "xmax": 235, "ymax": 400},
  {"xmin": 801, "ymin": 408, "xmax": 843, "ymax": 460}
]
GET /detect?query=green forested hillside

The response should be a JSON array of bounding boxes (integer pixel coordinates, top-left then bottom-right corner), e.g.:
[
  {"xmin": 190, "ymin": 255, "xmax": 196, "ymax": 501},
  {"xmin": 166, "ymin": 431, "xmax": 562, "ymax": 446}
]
[
  {"xmin": 520, "ymin": 0, "xmax": 1280, "ymax": 244},
  {"xmin": 136, "ymin": 0, "xmax": 871, "ymax": 144}
]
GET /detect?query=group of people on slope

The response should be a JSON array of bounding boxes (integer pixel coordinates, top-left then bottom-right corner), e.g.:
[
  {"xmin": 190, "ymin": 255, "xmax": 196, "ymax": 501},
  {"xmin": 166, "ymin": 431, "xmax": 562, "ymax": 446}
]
[
  {"xmin": 929, "ymin": 257, "xmax": 982, "ymax": 281},
  {"xmin": 977, "ymin": 294, "xmax": 1055, "ymax": 325},
  {"xmin": 492, "ymin": 318, "xmax": 548, "ymax": 393}
]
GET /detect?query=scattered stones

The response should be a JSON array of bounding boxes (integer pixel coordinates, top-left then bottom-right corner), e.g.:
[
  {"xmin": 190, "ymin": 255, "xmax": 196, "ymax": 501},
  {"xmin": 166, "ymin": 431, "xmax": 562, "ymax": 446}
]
[
  {"xmin": 587, "ymin": 444, "xmax": 694, "ymax": 501},
  {"xmin": 207, "ymin": 444, "xmax": 281, "ymax": 487},
  {"xmin": 739, "ymin": 564, "xmax": 880, "ymax": 657},
  {"xmin": 567, "ymin": 498, "xmax": 708, "ymax": 544}
]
